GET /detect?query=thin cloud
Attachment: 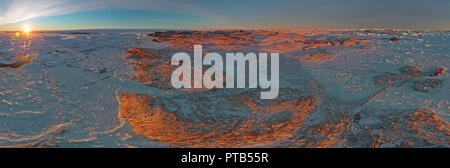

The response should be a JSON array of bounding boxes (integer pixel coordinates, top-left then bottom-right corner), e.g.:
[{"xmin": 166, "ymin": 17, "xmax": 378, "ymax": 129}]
[{"xmin": 0, "ymin": 0, "xmax": 225, "ymax": 25}]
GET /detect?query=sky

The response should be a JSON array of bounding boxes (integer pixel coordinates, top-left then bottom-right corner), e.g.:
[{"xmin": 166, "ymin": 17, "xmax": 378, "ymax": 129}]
[{"xmin": 0, "ymin": 0, "xmax": 449, "ymax": 31}]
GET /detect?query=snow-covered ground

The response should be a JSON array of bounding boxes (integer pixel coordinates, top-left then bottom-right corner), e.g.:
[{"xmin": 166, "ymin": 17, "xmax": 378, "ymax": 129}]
[{"xmin": 0, "ymin": 29, "xmax": 448, "ymax": 147}]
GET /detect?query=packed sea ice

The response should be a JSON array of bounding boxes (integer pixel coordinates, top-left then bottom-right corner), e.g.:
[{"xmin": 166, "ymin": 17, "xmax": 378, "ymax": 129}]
[{"xmin": 0, "ymin": 29, "xmax": 448, "ymax": 147}]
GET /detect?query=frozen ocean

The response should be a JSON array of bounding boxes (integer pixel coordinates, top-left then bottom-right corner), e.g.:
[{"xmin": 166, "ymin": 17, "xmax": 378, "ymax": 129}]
[{"xmin": 0, "ymin": 29, "xmax": 448, "ymax": 147}]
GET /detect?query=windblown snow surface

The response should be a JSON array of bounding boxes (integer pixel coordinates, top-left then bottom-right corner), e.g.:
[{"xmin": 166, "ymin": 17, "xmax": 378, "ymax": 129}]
[{"xmin": 0, "ymin": 29, "xmax": 448, "ymax": 148}]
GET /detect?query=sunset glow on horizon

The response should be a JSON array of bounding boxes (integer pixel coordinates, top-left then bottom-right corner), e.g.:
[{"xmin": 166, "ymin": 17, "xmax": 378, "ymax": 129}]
[{"xmin": 23, "ymin": 24, "xmax": 31, "ymax": 32}]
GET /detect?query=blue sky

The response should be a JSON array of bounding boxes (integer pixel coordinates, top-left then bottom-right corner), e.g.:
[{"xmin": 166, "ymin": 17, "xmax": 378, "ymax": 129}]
[{"xmin": 0, "ymin": 0, "xmax": 449, "ymax": 30}]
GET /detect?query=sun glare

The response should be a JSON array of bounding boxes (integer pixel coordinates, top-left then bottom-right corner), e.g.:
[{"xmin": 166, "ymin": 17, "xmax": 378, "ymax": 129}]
[{"xmin": 23, "ymin": 24, "xmax": 31, "ymax": 33}]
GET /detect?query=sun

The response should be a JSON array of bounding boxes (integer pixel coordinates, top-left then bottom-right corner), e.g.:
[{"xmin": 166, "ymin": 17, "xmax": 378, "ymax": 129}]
[{"xmin": 23, "ymin": 24, "xmax": 31, "ymax": 33}]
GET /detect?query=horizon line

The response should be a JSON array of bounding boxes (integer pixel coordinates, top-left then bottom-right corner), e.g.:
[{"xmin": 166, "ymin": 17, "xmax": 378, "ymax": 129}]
[{"xmin": 1, "ymin": 27, "xmax": 449, "ymax": 32}]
